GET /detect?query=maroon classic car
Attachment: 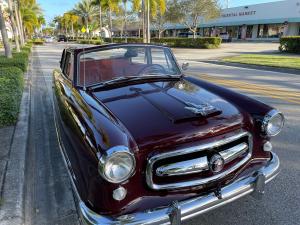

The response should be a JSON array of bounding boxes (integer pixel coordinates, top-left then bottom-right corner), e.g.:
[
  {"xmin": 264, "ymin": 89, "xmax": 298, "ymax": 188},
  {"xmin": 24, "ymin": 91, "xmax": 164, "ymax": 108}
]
[{"xmin": 53, "ymin": 43, "xmax": 284, "ymax": 225}]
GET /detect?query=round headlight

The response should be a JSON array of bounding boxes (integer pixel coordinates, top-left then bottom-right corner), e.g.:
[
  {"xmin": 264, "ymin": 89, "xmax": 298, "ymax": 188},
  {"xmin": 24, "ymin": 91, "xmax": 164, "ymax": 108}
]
[
  {"xmin": 262, "ymin": 110, "xmax": 284, "ymax": 136},
  {"xmin": 99, "ymin": 146, "xmax": 135, "ymax": 183}
]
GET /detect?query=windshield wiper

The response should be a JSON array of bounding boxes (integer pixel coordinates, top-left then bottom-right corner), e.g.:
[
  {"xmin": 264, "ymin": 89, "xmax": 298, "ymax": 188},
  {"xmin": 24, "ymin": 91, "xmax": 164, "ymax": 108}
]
[{"xmin": 87, "ymin": 75, "xmax": 181, "ymax": 90}]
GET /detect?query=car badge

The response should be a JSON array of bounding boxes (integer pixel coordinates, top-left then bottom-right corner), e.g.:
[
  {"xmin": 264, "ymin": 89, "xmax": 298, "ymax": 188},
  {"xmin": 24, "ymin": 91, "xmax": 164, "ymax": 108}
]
[
  {"xmin": 184, "ymin": 102, "xmax": 218, "ymax": 116},
  {"xmin": 209, "ymin": 154, "xmax": 225, "ymax": 173}
]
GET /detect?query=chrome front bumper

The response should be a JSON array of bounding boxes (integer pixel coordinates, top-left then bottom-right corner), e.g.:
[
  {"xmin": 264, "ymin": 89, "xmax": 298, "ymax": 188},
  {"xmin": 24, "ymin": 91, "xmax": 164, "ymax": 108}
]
[{"xmin": 79, "ymin": 152, "xmax": 280, "ymax": 225}]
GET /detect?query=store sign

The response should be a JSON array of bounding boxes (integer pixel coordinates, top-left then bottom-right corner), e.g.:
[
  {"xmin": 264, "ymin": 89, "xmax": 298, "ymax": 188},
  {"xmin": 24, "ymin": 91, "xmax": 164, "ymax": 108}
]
[{"xmin": 222, "ymin": 10, "xmax": 256, "ymax": 18}]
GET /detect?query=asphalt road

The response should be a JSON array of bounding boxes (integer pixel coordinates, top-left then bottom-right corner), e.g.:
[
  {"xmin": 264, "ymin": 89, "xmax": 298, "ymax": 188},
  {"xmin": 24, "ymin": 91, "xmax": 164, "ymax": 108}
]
[{"xmin": 24, "ymin": 42, "xmax": 300, "ymax": 225}]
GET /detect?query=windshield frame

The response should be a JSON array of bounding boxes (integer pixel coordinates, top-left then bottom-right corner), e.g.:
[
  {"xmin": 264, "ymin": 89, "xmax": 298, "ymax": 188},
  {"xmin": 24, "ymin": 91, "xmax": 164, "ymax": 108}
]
[{"xmin": 75, "ymin": 44, "xmax": 183, "ymax": 89}]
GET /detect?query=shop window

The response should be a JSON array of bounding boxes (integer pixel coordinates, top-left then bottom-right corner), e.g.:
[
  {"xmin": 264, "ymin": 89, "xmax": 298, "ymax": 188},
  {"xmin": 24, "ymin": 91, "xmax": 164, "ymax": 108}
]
[
  {"xmin": 246, "ymin": 26, "xmax": 253, "ymax": 38},
  {"xmin": 227, "ymin": 26, "xmax": 238, "ymax": 39},
  {"xmin": 257, "ymin": 24, "xmax": 285, "ymax": 38}
]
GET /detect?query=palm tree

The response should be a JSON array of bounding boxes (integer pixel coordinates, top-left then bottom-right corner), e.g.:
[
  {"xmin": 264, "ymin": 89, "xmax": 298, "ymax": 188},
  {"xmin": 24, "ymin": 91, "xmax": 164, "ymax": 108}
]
[
  {"xmin": 37, "ymin": 15, "xmax": 46, "ymax": 34},
  {"xmin": 101, "ymin": 0, "xmax": 121, "ymax": 41},
  {"xmin": 133, "ymin": 0, "xmax": 166, "ymax": 43},
  {"xmin": 19, "ymin": 0, "xmax": 43, "ymax": 38},
  {"xmin": 123, "ymin": 0, "xmax": 128, "ymax": 42},
  {"xmin": 62, "ymin": 13, "xmax": 71, "ymax": 35},
  {"xmin": 72, "ymin": 0, "xmax": 98, "ymax": 39},
  {"xmin": 7, "ymin": 0, "xmax": 20, "ymax": 52},
  {"xmin": 14, "ymin": 1, "xmax": 25, "ymax": 45},
  {"xmin": 53, "ymin": 15, "xmax": 63, "ymax": 34},
  {"xmin": 69, "ymin": 14, "xmax": 79, "ymax": 39},
  {"xmin": 91, "ymin": 0, "xmax": 104, "ymax": 31},
  {"xmin": 0, "ymin": 4, "xmax": 12, "ymax": 58}
]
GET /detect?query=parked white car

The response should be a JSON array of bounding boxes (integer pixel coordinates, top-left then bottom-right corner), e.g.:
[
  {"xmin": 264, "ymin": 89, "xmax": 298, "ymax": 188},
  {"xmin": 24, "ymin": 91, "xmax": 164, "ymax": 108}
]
[
  {"xmin": 44, "ymin": 36, "xmax": 54, "ymax": 43},
  {"xmin": 219, "ymin": 32, "xmax": 232, "ymax": 42}
]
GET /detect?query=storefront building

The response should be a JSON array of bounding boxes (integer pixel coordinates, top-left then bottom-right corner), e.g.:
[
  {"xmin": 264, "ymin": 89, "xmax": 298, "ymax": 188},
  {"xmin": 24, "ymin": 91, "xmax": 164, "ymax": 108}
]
[
  {"xmin": 200, "ymin": 0, "xmax": 300, "ymax": 40},
  {"xmin": 138, "ymin": 0, "xmax": 300, "ymax": 40}
]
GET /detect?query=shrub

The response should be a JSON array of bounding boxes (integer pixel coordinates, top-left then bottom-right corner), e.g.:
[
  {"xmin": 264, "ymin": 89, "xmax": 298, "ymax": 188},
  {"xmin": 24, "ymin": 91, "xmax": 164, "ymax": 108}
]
[
  {"xmin": 0, "ymin": 55, "xmax": 28, "ymax": 72},
  {"xmin": 31, "ymin": 38, "xmax": 44, "ymax": 45},
  {"xmin": 78, "ymin": 38, "xmax": 104, "ymax": 45},
  {"xmin": 0, "ymin": 67, "xmax": 24, "ymax": 127},
  {"xmin": 21, "ymin": 45, "xmax": 32, "ymax": 54},
  {"xmin": 103, "ymin": 37, "xmax": 221, "ymax": 48},
  {"xmin": 279, "ymin": 36, "xmax": 300, "ymax": 53},
  {"xmin": 13, "ymin": 51, "xmax": 30, "ymax": 59}
]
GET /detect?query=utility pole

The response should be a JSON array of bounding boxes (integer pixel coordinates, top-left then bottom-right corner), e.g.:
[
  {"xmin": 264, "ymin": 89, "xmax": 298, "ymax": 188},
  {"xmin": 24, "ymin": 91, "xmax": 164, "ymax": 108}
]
[
  {"xmin": 226, "ymin": 0, "xmax": 229, "ymax": 8},
  {"xmin": 147, "ymin": 0, "xmax": 150, "ymax": 43},
  {"xmin": 142, "ymin": 0, "xmax": 146, "ymax": 43}
]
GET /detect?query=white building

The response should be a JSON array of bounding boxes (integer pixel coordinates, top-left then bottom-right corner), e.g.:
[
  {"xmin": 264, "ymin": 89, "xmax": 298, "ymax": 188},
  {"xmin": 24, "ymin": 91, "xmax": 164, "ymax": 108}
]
[
  {"xmin": 141, "ymin": 0, "xmax": 300, "ymax": 41},
  {"xmin": 0, "ymin": 0, "xmax": 13, "ymax": 41},
  {"xmin": 200, "ymin": 0, "xmax": 300, "ymax": 40}
]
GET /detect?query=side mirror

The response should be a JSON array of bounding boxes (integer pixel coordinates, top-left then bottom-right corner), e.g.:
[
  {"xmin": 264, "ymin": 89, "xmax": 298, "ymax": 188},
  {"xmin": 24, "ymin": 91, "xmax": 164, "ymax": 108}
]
[{"xmin": 182, "ymin": 62, "xmax": 189, "ymax": 71}]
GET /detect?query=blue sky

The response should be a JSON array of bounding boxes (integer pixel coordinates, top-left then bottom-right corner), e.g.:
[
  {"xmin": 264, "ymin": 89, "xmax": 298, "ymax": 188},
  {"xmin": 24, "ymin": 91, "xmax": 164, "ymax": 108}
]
[{"xmin": 38, "ymin": 0, "xmax": 283, "ymax": 24}]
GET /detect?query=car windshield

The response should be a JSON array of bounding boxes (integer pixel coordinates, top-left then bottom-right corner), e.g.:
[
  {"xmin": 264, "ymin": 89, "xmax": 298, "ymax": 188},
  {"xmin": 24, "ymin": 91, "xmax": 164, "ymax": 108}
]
[{"xmin": 78, "ymin": 46, "xmax": 181, "ymax": 87}]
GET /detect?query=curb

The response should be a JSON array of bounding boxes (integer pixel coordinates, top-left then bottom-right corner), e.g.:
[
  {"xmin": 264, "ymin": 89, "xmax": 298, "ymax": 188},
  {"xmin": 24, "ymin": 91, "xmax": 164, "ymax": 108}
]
[
  {"xmin": 0, "ymin": 55, "xmax": 32, "ymax": 225},
  {"xmin": 199, "ymin": 60, "xmax": 300, "ymax": 75}
]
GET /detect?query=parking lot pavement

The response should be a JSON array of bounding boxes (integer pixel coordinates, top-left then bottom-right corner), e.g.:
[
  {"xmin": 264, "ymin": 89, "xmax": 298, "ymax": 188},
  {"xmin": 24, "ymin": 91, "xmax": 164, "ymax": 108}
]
[
  {"xmin": 172, "ymin": 42, "xmax": 280, "ymax": 61},
  {"xmin": 24, "ymin": 43, "xmax": 299, "ymax": 225}
]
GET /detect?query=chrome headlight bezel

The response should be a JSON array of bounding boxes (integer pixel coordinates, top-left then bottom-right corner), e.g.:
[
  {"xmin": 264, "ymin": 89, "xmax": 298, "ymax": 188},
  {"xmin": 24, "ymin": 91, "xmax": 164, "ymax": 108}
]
[
  {"xmin": 262, "ymin": 109, "xmax": 285, "ymax": 137},
  {"xmin": 98, "ymin": 146, "xmax": 136, "ymax": 184}
]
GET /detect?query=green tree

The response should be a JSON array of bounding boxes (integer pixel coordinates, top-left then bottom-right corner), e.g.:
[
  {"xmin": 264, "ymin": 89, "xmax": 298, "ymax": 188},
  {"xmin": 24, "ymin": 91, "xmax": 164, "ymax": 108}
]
[
  {"xmin": 92, "ymin": 0, "xmax": 104, "ymax": 31},
  {"xmin": 170, "ymin": 0, "xmax": 220, "ymax": 38},
  {"xmin": 19, "ymin": 0, "xmax": 43, "ymax": 37},
  {"xmin": 73, "ymin": 0, "xmax": 98, "ymax": 39},
  {"xmin": 101, "ymin": 0, "xmax": 121, "ymax": 41},
  {"xmin": 37, "ymin": 15, "xmax": 46, "ymax": 34},
  {"xmin": 133, "ymin": 0, "xmax": 166, "ymax": 43},
  {"xmin": 69, "ymin": 14, "xmax": 79, "ymax": 38}
]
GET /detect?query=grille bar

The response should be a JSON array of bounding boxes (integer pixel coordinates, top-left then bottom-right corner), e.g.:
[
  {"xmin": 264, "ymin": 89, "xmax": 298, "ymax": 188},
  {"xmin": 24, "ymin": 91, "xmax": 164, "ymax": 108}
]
[
  {"xmin": 156, "ymin": 156, "xmax": 209, "ymax": 177},
  {"xmin": 219, "ymin": 142, "xmax": 248, "ymax": 163},
  {"xmin": 146, "ymin": 131, "xmax": 252, "ymax": 190}
]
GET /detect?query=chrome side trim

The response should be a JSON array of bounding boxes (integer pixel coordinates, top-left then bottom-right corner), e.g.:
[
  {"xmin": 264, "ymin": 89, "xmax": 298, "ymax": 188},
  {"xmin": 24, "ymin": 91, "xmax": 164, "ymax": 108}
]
[
  {"xmin": 156, "ymin": 156, "xmax": 209, "ymax": 177},
  {"xmin": 146, "ymin": 131, "xmax": 252, "ymax": 190},
  {"xmin": 79, "ymin": 152, "xmax": 280, "ymax": 225},
  {"xmin": 219, "ymin": 142, "xmax": 248, "ymax": 163}
]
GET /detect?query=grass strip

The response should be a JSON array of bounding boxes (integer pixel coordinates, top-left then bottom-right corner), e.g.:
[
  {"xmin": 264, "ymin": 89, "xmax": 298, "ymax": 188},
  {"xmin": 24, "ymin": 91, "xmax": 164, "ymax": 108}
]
[{"xmin": 222, "ymin": 54, "xmax": 300, "ymax": 70}]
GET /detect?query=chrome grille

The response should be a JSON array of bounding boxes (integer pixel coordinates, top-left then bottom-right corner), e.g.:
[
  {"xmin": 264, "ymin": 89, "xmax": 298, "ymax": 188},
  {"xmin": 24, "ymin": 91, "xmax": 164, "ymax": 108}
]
[{"xmin": 146, "ymin": 131, "xmax": 252, "ymax": 190}]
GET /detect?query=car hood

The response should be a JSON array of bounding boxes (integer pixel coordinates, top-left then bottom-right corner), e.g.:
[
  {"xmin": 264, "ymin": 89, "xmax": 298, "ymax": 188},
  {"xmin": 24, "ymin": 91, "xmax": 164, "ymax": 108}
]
[{"xmin": 92, "ymin": 79, "xmax": 244, "ymax": 150}]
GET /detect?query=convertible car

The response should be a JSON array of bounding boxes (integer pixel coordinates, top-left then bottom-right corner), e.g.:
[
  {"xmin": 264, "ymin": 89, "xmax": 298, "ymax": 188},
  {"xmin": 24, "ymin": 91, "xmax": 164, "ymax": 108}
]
[{"xmin": 53, "ymin": 43, "xmax": 284, "ymax": 225}]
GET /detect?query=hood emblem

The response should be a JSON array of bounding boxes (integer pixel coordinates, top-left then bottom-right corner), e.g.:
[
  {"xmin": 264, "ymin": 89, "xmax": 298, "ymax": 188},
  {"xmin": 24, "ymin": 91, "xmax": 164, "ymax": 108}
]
[
  {"xmin": 184, "ymin": 102, "xmax": 219, "ymax": 116},
  {"xmin": 209, "ymin": 154, "xmax": 225, "ymax": 173}
]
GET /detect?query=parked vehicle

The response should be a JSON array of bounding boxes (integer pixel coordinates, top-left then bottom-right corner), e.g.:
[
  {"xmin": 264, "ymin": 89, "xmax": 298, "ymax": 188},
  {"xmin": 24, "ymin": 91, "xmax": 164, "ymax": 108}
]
[
  {"xmin": 44, "ymin": 36, "xmax": 54, "ymax": 43},
  {"xmin": 53, "ymin": 43, "xmax": 283, "ymax": 224},
  {"xmin": 57, "ymin": 34, "xmax": 67, "ymax": 42},
  {"xmin": 219, "ymin": 32, "xmax": 232, "ymax": 42}
]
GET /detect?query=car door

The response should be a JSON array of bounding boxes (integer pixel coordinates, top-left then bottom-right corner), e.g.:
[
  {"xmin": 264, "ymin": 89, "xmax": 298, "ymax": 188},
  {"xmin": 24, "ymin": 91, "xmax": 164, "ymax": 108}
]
[{"xmin": 53, "ymin": 51, "xmax": 89, "ymax": 199}]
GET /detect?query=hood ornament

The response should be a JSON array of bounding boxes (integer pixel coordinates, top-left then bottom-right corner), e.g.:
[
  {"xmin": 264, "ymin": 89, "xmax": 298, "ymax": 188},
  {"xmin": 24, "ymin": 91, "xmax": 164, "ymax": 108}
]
[{"xmin": 184, "ymin": 102, "xmax": 219, "ymax": 116}]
